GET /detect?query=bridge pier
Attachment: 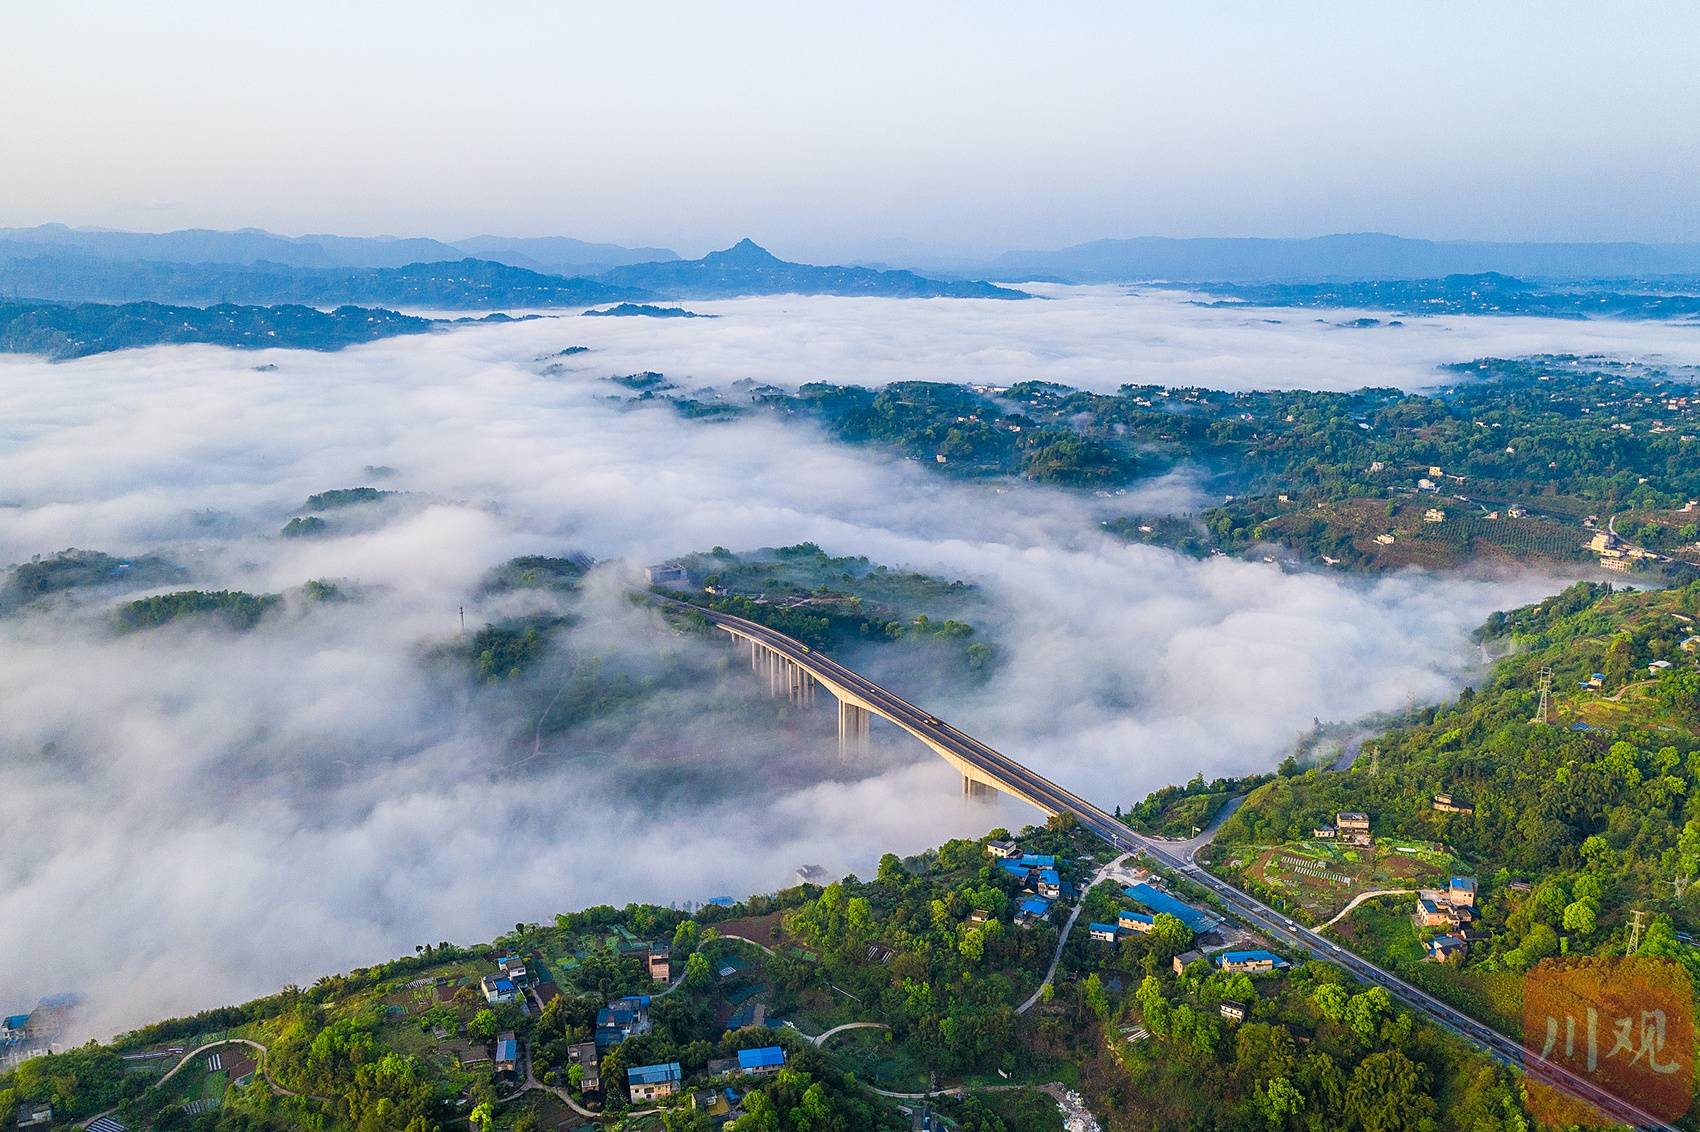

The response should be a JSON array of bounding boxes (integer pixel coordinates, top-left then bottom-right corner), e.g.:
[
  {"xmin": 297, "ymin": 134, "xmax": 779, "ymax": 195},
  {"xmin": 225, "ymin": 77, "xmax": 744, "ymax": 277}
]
[
  {"xmin": 962, "ymin": 776, "xmax": 996, "ymax": 801},
  {"xmin": 838, "ymin": 701, "xmax": 869, "ymax": 760}
]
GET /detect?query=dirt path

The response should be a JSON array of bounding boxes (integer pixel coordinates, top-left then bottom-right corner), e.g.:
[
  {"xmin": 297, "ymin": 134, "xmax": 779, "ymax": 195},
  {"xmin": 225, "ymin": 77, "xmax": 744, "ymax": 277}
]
[
  {"xmin": 810, "ymin": 1021, "xmax": 890, "ymax": 1046},
  {"xmin": 1316, "ymin": 888, "xmax": 1412, "ymax": 929}
]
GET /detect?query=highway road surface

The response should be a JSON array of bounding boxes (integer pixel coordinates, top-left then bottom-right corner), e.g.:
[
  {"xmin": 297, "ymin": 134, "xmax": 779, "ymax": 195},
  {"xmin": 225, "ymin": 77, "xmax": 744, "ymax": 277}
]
[{"xmin": 652, "ymin": 594, "xmax": 1675, "ymax": 1130}]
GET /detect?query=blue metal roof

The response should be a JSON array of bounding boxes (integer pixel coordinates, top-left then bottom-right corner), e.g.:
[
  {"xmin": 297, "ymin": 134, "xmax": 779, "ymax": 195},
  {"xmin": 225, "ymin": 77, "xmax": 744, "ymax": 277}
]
[
  {"xmin": 738, "ymin": 1046, "xmax": 786, "ymax": 1069},
  {"xmin": 1450, "ymin": 876, "xmax": 1476, "ymax": 890},
  {"xmin": 1217, "ymin": 949, "xmax": 1287, "ymax": 967},
  {"xmin": 628, "ymin": 1061, "xmax": 682, "ymax": 1085},
  {"xmin": 1018, "ymin": 895, "xmax": 1052, "ymax": 916},
  {"xmin": 1118, "ymin": 910, "xmax": 1154, "ymax": 924},
  {"xmin": 1088, "ymin": 922, "xmax": 1119, "ymax": 934},
  {"xmin": 3, "ymin": 1014, "xmax": 28, "ymax": 1029},
  {"xmin": 496, "ymin": 1039, "xmax": 518, "ymax": 1061},
  {"xmin": 1122, "ymin": 882, "xmax": 1223, "ymax": 934},
  {"xmin": 1037, "ymin": 867, "xmax": 1060, "ymax": 885}
]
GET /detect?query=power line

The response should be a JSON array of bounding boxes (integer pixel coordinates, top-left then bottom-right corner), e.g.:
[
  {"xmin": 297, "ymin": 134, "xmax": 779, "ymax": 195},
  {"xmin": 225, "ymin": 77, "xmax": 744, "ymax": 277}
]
[{"xmin": 1531, "ymin": 665, "xmax": 1553, "ymax": 725}]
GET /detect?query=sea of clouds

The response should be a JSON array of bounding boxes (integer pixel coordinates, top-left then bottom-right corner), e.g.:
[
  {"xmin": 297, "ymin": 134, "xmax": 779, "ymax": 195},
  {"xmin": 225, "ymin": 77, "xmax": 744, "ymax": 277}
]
[{"xmin": 6, "ymin": 286, "xmax": 1690, "ymax": 1040}]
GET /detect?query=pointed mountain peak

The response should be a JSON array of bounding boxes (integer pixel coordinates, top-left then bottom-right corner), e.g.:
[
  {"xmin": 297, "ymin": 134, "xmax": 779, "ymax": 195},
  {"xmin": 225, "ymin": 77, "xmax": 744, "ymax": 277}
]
[{"xmin": 705, "ymin": 238, "xmax": 781, "ymax": 265}]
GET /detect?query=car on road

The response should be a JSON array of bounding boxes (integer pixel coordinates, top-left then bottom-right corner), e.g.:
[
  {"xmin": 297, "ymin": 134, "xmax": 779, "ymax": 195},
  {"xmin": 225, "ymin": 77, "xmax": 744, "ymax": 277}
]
[
  {"xmin": 1331, "ymin": 943, "xmax": 1342, "ymax": 952},
  {"xmin": 1284, "ymin": 920, "xmax": 1297, "ymax": 931},
  {"xmin": 923, "ymin": 715, "xmax": 941, "ymax": 726}
]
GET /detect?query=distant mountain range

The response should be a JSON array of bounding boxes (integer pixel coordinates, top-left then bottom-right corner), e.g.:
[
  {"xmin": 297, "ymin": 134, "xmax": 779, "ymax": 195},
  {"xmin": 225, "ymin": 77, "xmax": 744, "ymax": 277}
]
[
  {"xmin": 0, "ymin": 229, "xmax": 1028, "ymax": 306},
  {"xmin": 0, "ymin": 223, "xmax": 679, "ymax": 273},
  {"xmin": 973, "ymin": 233, "xmax": 1700, "ymax": 284},
  {"xmin": 597, "ymin": 238, "xmax": 1027, "ymax": 299},
  {"xmin": 6, "ymin": 225, "xmax": 1700, "ymax": 310},
  {"xmin": 0, "ymin": 254, "xmax": 645, "ymax": 309}
]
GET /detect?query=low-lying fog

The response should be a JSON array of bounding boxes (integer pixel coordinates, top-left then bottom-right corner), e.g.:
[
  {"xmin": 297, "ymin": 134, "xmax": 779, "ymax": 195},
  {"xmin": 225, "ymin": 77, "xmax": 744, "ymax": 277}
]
[
  {"xmin": 426, "ymin": 284, "xmax": 1700, "ymax": 395},
  {"xmin": 0, "ymin": 294, "xmax": 1615, "ymax": 1040}
]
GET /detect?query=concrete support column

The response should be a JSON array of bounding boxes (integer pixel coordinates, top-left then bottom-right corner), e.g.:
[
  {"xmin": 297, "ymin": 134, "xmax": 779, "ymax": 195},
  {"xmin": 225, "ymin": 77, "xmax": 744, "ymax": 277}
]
[
  {"xmin": 837, "ymin": 700, "xmax": 870, "ymax": 760},
  {"xmin": 962, "ymin": 776, "xmax": 996, "ymax": 800}
]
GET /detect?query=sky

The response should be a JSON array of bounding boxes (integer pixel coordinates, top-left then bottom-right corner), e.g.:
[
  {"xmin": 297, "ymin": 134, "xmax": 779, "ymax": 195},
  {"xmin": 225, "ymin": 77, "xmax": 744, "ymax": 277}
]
[
  {"xmin": 0, "ymin": 297, "xmax": 1596, "ymax": 1038},
  {"xmin": 2, "ymin": 2, "xmax": 1698, "ymax": 253}
]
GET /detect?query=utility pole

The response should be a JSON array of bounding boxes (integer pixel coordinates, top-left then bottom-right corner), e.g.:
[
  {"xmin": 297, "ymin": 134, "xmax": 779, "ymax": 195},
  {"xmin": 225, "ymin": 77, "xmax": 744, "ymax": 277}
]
[
  {"xmin": 1629, "ymin": 909, "xmax": 1646, "ymax": 953},
  {"xmin": 1531, "ymin": 666, "xmax": 1554, "ymax": 725},
  {"xmin": 459, "ymin": 604, "xmax": 465, "ymax": 633}
]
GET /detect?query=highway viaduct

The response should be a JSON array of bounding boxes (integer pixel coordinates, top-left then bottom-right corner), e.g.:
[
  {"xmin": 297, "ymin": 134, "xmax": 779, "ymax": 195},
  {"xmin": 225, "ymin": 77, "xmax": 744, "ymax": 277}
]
[{"xmin": 647, "ymin": 593, "xmax": 1674, "ymax": 1130}]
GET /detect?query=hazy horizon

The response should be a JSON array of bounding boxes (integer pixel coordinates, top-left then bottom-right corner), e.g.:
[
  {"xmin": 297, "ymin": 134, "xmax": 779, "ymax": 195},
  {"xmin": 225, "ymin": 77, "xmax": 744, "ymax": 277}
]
[{"xmin": 4, "ymin": 2, "xmax": 1698, "ymax": 254}]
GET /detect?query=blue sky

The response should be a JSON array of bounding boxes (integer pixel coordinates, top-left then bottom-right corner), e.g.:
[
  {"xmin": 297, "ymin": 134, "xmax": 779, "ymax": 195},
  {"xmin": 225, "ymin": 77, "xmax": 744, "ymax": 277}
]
[{"xmin": 3, "ymin": 1, "xmax": 1696, "ymax": 253}]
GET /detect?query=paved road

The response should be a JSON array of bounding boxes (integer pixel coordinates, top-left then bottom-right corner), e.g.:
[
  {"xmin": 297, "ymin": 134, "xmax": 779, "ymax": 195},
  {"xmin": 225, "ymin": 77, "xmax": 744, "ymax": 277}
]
[
  {"xmin": 654, "ymin": 595, "xmax": 1674, "ymax": 1131},
  {"xmin": 1017, "ymin": 853, "xmax": 1130, "ymax": 1014}
]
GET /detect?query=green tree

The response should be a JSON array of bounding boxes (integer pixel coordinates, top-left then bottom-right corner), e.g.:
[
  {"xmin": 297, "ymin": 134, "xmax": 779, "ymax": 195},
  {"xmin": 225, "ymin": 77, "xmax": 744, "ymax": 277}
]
[
  {"xmin": 1344, "ymin": 1050, "xmax": 1435, "ymax": 1132},
  {"xmin": 1257, "ymin": 1075, "xmax": 1304, "ymax": 1129}
]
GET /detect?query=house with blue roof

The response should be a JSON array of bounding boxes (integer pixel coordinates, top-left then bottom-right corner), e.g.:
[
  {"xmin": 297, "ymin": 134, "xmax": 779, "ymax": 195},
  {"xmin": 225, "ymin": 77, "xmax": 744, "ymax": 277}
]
[
  {"xmin": 596, "ymin": 997, "xmax": 653, "ymax": 1047},
  {"xmin": 1117, "ymin": 910, "xmax": 1155, "ymax": 934},
  {"xmin": 481, "ymin": 975, "xmax": 516, "ymax": 1005},
  {"xmin": 1035, "ymin": 867, "xmax": 1061, "ymax": 899},
  {"xmin": 1122, "ymin": 882, "xmax": 1223, "ymax": 935},
  {"xmin": 1088, "ymin": 922, "xmax": 1119, "ymax": 942},
  {"xmin": 1215, "ymin": 949, "xmax": 1288, "ymax": 974},
  {"xmin": 494, "ymin": 1031, "xmax": 519, "ymax": 1077},
  {"xmin": 737, "ymin": 1046, "xmax": 786, "ymax": 1075},
  {"xmin": 1014, "ymin": 895, "xmax": 1052, "ymax": 927},
  {"xmin": 627, "ymin": 1061, "xmax": 682, "ymax": 1102}
]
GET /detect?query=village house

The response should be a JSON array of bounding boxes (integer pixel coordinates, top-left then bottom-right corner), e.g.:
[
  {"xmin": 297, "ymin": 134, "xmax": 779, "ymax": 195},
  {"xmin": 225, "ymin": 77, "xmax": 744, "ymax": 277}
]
[
  {"xmin": 1432, "ymin": 792, "xmax": 1475, "ymax": 815},
  {"xmin": 1312, "ymin": 823, "xmax": 1337, "ymax": 839},
  {"xmin": 497, "ymin": 955, "xmax": 530, "ymax": 986},
  {"xmin": 480, "ymin": 975, "xmax": 516, "ymax": 1005},
  {"xmin": 1014, "ymin": 895, "xmax": 1053, "ymax": 928},
  {"xmin": 1423, "ymin": 507, "xmax": 1446, "ymax": 523},
  {"xmin": 648, "ymin": 950, "xmax": 672, "ymax": 983},
  {"xmin": 1650, "ymin": 659, "xmax": 1674, "ymax": 674},
  {"xmin": 967, "ymin": 908, "xmax": 990, "ymax": 925},
  {"xmin": 1088, "ymin": 922, "xmax": 1119, "ymax": 943},
  {"xmin": 568, "ymin": 1042, "xmax": 600, "ymax": 1093},
  {"xmin": 985, "ymin": 838, "xmax": 1020, "ymax": 858},
  {"xmin": 627, "ymin": 1061, "xmax": 682, "ymax": 1103},
  {"xmin": 1449, "ymin": 875, "xmax": 1477, "ymax": 908},
  {"xmin": 1216, "ymin": 949, "xmax": 1289, "ymax": 975},
  {"xmin": 15, "ymin": 1102, "xmax": 52, "ymax": 1128},
  {"xmin": 596, "ymin": 995, "xmax": 653, "ymax": 1047},
  {"xmin": 1219, "ymin": 1000, "xmax": 1249, "ymax": 1023},
  {"xmin": 1415, "ymin": 876, "xmax": 1476, "ymax": 929},
  {"xmin": 495, "ymin": 1031, "xmax": 519, "ymax": 1079},
  {"xmin": 1336, "ymin": 812, "xmax": 1372, "ymax": 847},
  {"xmin": 737, "ymin": 1046, "xmax": 787, "ymax": 1076},
  {"xmin": 1682, "ymin": 636, "xmax": 1700, "ymax": 653},
  {"xmin": 1172, "ymin": 949, "xmax": 1205, "ymax": 975},
  {"xmin": 1117, "ymin": 909, "xmax": 1155, "ymax": 934},
  {"xmin": 643, "ymin": 562, "xmax": 689, "ymax": 586},
  {"xmin": 1425, "ymin": 935, "xmax": 1467, "ymax": 963}
]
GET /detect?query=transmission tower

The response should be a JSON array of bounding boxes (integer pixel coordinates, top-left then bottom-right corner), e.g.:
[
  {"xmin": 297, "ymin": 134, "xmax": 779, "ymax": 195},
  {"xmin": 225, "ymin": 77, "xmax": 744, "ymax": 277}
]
[
  {"xmin": 1531, "ymin": 666, "xmax": 1553, "ymax": 725},
  {"xmin": 1629, "ymin": 909, "xmax": 1646, "ymax": 953}
]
